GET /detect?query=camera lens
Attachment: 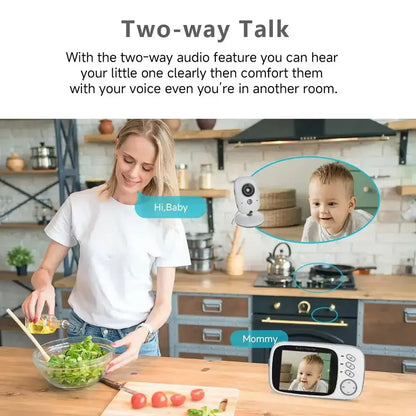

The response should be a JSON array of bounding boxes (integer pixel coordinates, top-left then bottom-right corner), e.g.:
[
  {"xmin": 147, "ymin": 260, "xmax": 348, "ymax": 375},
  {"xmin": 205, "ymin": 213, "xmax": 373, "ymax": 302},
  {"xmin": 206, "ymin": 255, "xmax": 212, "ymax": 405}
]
[{"xmin": 242, "ymin": 183, "xmax": 255, "ymax": 197}]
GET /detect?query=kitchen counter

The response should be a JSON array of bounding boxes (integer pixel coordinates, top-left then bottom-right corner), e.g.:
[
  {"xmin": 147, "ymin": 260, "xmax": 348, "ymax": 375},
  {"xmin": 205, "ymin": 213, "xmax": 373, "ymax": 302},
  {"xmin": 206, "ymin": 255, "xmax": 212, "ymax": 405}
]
[
  {"xmin": 1, "ymin": 347, "xmax": 415, "ymax": 416},
  {"xmin": 55, "ymin": 271, "xmax": 416, "ymax": 301}
]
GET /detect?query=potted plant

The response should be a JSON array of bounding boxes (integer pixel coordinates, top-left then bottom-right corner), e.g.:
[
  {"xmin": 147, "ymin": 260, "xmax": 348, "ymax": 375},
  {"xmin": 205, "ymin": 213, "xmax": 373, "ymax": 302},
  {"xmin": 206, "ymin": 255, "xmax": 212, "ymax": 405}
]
[{"xmin": 7, "ymin": 246, "xmax": 34, "ymax": 276}]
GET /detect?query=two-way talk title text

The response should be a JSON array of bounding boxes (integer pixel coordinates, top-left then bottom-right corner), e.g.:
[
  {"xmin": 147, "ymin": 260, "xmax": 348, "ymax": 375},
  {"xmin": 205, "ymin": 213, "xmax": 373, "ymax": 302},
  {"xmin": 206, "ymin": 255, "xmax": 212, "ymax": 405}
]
[{"xmin": 121, "ymin": 20, "xmax": 289, "ymax": 43}]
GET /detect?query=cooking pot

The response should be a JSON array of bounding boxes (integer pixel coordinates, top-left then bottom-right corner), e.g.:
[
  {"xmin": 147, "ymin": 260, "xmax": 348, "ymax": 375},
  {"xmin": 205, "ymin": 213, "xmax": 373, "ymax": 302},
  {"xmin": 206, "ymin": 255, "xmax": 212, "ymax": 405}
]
[
  {"xmin": 31, "ymin": 142, "xmax": 57, "ymax": 169},
  {"xmin": 186, "ymin": 232, "xmax": 213, "ymax": 249},
  {"xmin": 186, "ymin": 258, "xmax": 215, "ymax": 274},
  {"xmin": 31, "ymin": 156, "xmax": 57, "ymax": 169},
  {"xmin": 31, "ymin": 142, "xmax": 56, "ymax": 157},
  {"xmin": 189, "ymin": 246, "xmax": 215, "ymax": 260},
  {"xmin": 266, "ymin": 242, "xmax": 295, "ymax": 277}
]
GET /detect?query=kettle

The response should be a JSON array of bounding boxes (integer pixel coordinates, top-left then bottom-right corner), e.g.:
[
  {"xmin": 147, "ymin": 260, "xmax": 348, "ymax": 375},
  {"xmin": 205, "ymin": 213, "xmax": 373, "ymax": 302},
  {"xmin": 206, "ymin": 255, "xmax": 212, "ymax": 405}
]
[{"xmin": 266, "ymin": 242, "xmax": 295, "ymax": 276}]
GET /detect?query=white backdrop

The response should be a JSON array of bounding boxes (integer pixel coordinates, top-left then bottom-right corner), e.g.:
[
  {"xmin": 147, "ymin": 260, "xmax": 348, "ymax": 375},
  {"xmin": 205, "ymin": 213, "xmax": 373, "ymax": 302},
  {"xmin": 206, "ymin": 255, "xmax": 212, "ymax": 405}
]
[{"xmin": 0, "ymin": 0, "xmax": 415, "ymax": 118}]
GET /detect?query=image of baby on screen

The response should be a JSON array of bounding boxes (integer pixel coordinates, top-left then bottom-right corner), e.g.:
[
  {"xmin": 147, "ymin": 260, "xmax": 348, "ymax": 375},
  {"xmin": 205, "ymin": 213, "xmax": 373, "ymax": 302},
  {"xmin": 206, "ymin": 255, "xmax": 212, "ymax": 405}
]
[
  {"xmin": 301, "ymin": 162, "xmax": 373, "ymax": 242},
  {"xmin": 289, "ymin": 354, "xmax": 329, "ymax": 393}
]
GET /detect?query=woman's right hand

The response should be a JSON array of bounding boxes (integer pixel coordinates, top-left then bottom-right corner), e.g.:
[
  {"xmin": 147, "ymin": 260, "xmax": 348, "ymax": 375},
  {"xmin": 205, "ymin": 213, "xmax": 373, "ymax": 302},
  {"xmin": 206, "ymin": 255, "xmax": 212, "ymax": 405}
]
[
  {"xmin": 21, "ymin": 241, "xmax": 70, "ymax": 322},
  {"xmin": 22, "ymin": 284, "xmax": 55, "ymax": 323}
]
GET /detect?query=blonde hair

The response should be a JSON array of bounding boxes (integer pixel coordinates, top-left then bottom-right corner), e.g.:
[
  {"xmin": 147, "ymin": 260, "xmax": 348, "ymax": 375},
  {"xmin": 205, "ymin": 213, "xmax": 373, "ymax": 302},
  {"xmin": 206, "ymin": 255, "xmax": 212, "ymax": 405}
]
[
  {"xmin": 301, "ymin": 354, "xmax": 324, "ymax": 372},
  {"xmin": 104, "ymin": 119, "xmax": 179, "ymax": 197},
  {"xmin": 310, "ymin": 162, "xmax": 354, "ymax": 197}
]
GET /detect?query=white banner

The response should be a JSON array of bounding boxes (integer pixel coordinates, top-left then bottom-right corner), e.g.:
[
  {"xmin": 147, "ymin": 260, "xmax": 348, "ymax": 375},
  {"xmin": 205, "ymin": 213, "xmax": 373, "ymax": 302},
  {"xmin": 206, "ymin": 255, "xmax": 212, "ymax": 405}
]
[{"xmin": 0, "ymin": 0, "xmax": 415, "ymax": 118}]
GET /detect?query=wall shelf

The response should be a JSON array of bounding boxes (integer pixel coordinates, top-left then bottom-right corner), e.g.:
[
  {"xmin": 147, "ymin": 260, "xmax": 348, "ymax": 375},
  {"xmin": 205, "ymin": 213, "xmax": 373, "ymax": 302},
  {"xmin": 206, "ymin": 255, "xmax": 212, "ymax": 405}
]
[
  {"xmin": 0, "ymin": 120, "xmax": 80, "ymax": 277},
  {"xmin": 0, "ymin": 222, "xmax": 46, "ymax": 229},
  {"xmin": 84, "ymin": 129, "xmax": 241, "ymax": 143},
  {"xmin": 180, "ymin": 189, "xmax": 229, "ymax": 198},
  {"xmin": 387, "ymin": 120, "xmax": 416, "ymax": 131},
  {"xmin": 397, "ymin": 185, "xmax": 416, "ymax": 196},
  {"xmin": 0, "ymin": 169, "xmax": 58, "ymax": 175}
]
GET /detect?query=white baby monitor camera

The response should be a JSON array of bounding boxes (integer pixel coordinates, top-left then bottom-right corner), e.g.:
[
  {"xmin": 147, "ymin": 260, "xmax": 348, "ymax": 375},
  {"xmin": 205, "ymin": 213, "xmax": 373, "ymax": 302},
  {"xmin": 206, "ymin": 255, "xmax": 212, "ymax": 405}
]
[
  {"xmin": 234, "ymin": 176, "xmax": 264, "ymax": 228},
  {"xmin": 269, "ymin": 341, "xmax": 365, "ymax": 400}
]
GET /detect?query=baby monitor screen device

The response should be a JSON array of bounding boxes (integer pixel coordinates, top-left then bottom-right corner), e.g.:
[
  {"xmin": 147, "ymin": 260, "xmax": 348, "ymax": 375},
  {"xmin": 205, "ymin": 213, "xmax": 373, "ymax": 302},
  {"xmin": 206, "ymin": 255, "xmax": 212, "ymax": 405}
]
[
  {"xmin": 269, "ymin": 342, "xmax": 365, "ymax": 400},
  {"xmin": 234, "ymin": 176, "xmax": 264, "ymax": 228}
]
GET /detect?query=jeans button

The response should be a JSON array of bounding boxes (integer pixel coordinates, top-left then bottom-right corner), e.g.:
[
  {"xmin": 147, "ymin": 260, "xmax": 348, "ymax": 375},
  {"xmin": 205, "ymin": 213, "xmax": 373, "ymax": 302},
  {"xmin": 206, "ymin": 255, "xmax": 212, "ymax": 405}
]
[{"xmin": 103, "ymin": 329, "xmax": 109, "ymax": 336}]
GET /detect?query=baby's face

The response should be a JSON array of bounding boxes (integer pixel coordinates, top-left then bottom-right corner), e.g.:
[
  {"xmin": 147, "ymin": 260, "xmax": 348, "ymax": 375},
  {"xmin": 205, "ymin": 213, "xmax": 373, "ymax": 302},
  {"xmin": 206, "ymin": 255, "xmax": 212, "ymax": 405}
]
[
  {"xmin": 308, "ymin": 178, "xmax": 356, "ymax": 235},
  {"xmin": 297, "ymin": 361, "xmax": 322, "ymax": 391}
]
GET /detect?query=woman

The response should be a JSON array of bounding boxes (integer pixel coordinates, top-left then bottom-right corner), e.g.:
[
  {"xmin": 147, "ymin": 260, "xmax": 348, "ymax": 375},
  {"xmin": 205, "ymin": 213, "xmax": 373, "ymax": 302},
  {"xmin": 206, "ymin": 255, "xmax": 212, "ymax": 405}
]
[{"xmin": 22, "ymin": 119, "xmax": 190, "ymax": 373}]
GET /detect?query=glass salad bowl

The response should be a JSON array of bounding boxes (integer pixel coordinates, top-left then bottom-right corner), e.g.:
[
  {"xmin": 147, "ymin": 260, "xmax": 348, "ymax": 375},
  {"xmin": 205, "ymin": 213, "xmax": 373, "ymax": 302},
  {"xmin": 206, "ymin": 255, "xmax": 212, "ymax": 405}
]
[{"xmin": 33, "ymin": 336, "xmax": 115, "ymax": 390}]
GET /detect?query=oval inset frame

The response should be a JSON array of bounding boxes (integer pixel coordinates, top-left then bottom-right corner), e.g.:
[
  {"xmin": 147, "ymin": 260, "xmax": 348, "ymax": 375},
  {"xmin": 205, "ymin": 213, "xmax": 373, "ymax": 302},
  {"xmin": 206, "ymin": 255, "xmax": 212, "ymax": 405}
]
[{"xmin": 252, "ymin": 156, "xmax": 380, "ymax": 244}]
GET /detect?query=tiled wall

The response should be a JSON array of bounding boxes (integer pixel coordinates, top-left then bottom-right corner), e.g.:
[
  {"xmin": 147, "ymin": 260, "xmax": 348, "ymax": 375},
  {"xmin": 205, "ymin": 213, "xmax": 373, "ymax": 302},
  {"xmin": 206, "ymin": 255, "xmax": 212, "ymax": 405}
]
[{"xmin": 0, "ymin": 119, "xmax": 415, "ymax": 279}]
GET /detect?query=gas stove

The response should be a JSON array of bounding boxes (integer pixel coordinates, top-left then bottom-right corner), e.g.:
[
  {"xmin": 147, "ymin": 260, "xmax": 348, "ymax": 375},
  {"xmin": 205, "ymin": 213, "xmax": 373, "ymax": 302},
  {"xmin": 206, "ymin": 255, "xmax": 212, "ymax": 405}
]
[{"xmin": 254, "ymin": 268, "xmax": 356, "ymax": 290}]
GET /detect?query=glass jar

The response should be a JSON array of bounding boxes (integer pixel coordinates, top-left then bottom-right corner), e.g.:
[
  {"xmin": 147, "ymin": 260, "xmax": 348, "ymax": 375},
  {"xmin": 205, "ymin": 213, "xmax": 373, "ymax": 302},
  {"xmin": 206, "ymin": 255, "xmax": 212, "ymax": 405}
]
[
  {"xmin": 176, "ymin": 163, "xmax": 189, "ymax": 190},
  {"xmin": 25, "ymin": 314, "xmax": 69, "ymax": 334},
  {"xmin": 199, "ymin": 164, "xmax": 213, "ymax": 189}
]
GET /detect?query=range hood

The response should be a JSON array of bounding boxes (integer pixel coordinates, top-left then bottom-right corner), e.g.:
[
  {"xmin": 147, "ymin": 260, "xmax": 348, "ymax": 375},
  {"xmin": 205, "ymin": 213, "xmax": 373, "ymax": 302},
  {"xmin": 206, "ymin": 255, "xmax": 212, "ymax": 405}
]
[{"xmin": 228, "ymin": 119, "xmax": 396, "ymax": 145}]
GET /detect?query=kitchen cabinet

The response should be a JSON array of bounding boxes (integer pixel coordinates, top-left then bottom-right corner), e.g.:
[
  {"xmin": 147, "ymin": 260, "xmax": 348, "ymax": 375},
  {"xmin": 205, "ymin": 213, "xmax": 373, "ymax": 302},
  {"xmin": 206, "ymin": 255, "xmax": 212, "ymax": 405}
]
[
  {"xmin": 357, "ymin": 300, "xmax": 416, "ymax": 373},
  {"xmin": 168, "ymin": 293, "xmax": 251, "ymax": 362}
]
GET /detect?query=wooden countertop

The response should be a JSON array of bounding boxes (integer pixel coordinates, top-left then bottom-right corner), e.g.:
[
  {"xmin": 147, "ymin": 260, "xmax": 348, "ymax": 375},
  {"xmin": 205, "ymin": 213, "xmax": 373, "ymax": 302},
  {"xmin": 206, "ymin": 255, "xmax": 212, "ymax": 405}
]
[
  {"xmin": 1, "ymin": 347, "xmax": 415, "ymax": 416},
  {"xmin": 54, "ymin": 271, "xmax": 416, "ymax": 301}
]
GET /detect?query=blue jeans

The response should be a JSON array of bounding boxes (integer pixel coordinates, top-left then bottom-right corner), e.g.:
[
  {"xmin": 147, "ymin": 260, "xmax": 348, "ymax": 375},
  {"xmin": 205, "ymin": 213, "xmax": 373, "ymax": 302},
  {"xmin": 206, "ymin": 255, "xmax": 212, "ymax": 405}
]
[{"xmin": 67, "ymin": 310, "xmax": 161, "ymax": 356}]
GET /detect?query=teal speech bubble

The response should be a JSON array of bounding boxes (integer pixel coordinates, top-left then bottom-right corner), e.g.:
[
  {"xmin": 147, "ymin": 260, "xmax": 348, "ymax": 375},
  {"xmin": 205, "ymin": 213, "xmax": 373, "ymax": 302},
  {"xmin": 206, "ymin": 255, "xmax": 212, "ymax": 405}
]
[
  {"xmin": 230, "ymin": 330, "xmax": 288, "ymax": 348},
  {"xmin": 135, "ymin": 192, "xmax": 206, "ymax": 218}
]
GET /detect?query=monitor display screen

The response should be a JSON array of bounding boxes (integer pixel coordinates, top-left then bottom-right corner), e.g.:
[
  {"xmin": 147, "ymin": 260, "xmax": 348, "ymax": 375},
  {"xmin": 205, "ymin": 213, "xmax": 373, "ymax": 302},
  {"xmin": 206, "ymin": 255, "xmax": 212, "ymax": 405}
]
[{"xmin": 271, "ymin": 344, "xmax": 338, "ymax": 396}]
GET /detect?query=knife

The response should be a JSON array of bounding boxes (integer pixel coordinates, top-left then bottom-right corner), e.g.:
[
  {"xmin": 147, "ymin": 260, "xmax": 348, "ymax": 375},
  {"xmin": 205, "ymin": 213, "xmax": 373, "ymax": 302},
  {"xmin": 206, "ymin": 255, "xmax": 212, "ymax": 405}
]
[{"xmin": 100, "ymin": 377, "xmax": 139, "ymax": 395}]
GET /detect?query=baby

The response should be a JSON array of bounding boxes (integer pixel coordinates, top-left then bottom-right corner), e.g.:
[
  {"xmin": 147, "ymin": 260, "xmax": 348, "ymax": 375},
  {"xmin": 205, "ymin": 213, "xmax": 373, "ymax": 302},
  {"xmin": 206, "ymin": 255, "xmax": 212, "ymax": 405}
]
[
  {"xmin": 289, "ymin": 354, "xmax": 328, "ymax": 393},
  {"xmin": 301, "ymin": 162, "xmax": 373, "ymax": 242}
]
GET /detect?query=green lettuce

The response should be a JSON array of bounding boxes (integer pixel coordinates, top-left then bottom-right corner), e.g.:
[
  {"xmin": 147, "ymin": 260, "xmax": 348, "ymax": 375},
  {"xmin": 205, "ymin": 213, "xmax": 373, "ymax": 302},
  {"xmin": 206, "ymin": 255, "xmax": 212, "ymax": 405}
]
[{"xmin": 47, "ymin": 336, "xmax": 108, "ymax": 386}]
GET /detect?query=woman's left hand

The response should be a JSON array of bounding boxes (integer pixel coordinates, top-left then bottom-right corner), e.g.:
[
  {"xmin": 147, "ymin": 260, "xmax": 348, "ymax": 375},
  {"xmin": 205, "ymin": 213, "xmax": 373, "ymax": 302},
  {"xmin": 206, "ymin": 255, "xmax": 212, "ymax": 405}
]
[{"xmin": 106, "ymin": 327, "xmax": 148, "ymax": 373}]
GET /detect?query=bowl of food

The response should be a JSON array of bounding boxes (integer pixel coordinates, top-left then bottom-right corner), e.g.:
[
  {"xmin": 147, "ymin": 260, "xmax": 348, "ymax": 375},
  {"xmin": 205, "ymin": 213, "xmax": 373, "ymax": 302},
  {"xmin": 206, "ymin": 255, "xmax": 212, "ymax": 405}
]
[
  {"xmin": 33, "ymin": 335, "xmax": 115, "ymax": 389},
  {"xmin": 85, "ymin": 179, "xmax": 106, "ymax": 189}
]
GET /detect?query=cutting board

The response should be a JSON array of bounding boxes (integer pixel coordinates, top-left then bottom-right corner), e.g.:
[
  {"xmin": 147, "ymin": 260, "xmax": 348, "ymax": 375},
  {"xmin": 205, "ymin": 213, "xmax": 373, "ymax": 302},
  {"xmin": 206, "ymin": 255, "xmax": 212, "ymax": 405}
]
[{"xmin": 102, "ymin": 382, "xmax": 239, "ymax": 416}]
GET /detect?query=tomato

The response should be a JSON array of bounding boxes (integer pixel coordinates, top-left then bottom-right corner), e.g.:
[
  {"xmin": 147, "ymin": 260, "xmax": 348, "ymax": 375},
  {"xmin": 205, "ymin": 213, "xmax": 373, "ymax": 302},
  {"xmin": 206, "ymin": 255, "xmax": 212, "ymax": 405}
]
[
  {"xmin": 131, "ymin": 393, "xmax": 147, "ymax": 409},
  {"xmin": 190, "ymin": 388, "xmax": 205, "ymax": 401},
  {"xmin": 151, "ymin": 391, "xmax": 168, "ymax": 408},
  {"xmin": 170, "ymin": 393, "xmax": 186, "ymax": 406}
]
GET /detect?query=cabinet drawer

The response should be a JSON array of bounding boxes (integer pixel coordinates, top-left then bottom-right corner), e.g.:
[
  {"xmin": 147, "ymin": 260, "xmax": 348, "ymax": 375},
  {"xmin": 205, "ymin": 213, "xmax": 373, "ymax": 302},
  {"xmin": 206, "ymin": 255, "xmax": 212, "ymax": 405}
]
[
  {"xmin": 177, "ymin": 295, "xmax": 248, "ymax": 318},
  {"xmin": 178, "ymin": 324, "xmax": 247, "ymax": 346},
  {"xmin": 365, "ymin": 355, "xmax": 416, "ymax": 373},
  {"xmin": 363, "ymin": 303, "xmax": 416, "ymax": 346},
  {"xmin": 178, "ymin": 352, "xmax": 249, "ymax": 362}
]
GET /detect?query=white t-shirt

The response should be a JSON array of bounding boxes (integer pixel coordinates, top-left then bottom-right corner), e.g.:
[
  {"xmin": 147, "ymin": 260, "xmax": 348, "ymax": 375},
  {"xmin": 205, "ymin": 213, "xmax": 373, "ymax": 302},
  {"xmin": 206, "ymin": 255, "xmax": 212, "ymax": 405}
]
[
  {"xmin": 289, "ymin": 379, "xmax": 329, "ymax": 393},
  {"xmin": 301, "ymin": 209, "xmax": 373, "ymax": 242},
  {"xmin": 45, "ymin": 186, "xmax": 191, "ymax": 328}
]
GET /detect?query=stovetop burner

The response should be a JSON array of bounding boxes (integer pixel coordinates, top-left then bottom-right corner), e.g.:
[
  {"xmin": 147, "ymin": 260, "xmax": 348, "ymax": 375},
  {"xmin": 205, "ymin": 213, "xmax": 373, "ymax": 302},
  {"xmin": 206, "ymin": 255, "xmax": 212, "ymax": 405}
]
[{"xmin": 254, "ymin": 268, "xmax": 356, "ymax": 290}]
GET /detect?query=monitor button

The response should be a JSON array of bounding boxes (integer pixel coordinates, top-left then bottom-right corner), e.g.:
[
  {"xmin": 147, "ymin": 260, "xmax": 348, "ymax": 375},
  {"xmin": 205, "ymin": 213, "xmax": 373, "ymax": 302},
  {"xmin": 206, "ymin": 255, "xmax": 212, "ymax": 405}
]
[
  {"xmin": 340, "ymin": 379, "xmax": 357, "ymax": 396},
  {"xmin": 345, "ymin": 370, "xmax": 355, "ymax": 378},
  {"xmin": 345, "ymin": 362, "xmax": 355, "ymax": 370}
]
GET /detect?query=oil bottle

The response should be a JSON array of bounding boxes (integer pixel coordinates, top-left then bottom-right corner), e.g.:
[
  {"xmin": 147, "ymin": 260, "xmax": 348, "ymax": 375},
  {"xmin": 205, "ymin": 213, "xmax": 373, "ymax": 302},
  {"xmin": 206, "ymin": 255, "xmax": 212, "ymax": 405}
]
[{"xmin": 25, "ymin": 314, "xmax": 69, "ymax": 334}]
